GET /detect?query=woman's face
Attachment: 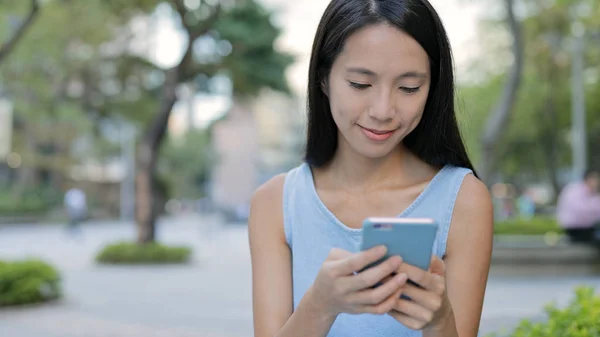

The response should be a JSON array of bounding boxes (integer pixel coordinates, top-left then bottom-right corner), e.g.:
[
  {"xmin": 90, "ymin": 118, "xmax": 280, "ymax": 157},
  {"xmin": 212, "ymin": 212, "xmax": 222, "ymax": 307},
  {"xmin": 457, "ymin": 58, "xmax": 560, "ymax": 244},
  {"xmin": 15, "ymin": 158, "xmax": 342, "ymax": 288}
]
[{"xmin": 325, "ymin": 23, "xmax": 431, "ymax": 160}]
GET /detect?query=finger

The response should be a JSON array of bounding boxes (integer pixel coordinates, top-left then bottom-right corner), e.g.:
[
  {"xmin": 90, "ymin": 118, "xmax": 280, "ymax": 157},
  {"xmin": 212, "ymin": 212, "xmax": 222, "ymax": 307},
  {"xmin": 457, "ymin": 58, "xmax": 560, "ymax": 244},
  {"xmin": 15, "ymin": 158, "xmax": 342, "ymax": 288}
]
[
  {"xmin": 400, "ymin": 283, "xmax": 443, "ymax": 312},
  {"xmin": 332, "ymin": 245, "xmax": 387, "ymax": 276},
  {"xmin": 429, "ymin": 255, "xmax": 446, "ymax": 276},
  {"xmin": 349, "ymin": 272, "xmax": 408, "ymax": 305},
  {"xmin": 343, "ymin": 256, "xmax": 403, "ymax": 292},
  {"xmin": 388, "ymin": 309, "xmax": 428, "ymax": 330},
  {"xmin": 392, "ymin": 298, "xmax": 433, "ymax": 324},
  {"xmin": 398, "ymin": 263, "xmax": 440, "ymax": 292},
  {"xmin": 359, "ymin": 283, "xmax": 405, "ymax": 316},
  {"xmin": 327, "ymin": 247, "xmax": 354, "ymax": 261}
]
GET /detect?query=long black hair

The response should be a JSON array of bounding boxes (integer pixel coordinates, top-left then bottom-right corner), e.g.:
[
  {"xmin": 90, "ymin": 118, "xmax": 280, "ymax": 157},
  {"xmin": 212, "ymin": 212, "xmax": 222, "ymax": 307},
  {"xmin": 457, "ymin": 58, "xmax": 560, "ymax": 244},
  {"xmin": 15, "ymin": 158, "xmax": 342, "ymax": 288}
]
[{"xmin": 304, "ymin": 0, "xmax": 477, "ymax": 176}]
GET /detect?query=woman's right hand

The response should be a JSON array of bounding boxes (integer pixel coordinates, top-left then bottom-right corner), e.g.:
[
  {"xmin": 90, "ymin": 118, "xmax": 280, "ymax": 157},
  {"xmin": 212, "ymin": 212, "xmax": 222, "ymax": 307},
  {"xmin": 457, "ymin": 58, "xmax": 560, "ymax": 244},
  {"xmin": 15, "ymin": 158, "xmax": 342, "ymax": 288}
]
[{"xmin": 308, "ymin": 246, "xmax": 408, "ymax": 317}]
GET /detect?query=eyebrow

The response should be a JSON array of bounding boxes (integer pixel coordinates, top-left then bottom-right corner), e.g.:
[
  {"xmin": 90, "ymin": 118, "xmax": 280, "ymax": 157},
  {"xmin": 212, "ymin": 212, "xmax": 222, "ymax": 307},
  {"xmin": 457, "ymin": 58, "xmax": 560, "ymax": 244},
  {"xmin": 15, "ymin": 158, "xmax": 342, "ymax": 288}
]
[{"xmin": 346, "ymin": 67, "xmax": 428, "ymax": 79}]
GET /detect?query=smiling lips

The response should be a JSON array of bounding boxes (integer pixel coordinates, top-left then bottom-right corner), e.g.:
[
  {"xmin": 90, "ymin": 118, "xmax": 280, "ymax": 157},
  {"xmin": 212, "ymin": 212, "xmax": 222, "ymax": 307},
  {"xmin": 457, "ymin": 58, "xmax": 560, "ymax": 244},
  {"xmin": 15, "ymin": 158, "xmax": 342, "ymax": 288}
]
[{"xmin": 359, "ymin": 125, "xmax": 397, "ymax": 141}]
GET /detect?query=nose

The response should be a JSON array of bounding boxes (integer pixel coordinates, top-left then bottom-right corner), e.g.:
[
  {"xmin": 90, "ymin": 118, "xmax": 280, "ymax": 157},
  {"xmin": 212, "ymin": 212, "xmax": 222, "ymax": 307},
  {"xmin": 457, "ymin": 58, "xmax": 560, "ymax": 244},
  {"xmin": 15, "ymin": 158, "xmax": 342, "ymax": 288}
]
[{"xmin": 367, "ymin": 90, "xmax": 395, "ymax": 121}]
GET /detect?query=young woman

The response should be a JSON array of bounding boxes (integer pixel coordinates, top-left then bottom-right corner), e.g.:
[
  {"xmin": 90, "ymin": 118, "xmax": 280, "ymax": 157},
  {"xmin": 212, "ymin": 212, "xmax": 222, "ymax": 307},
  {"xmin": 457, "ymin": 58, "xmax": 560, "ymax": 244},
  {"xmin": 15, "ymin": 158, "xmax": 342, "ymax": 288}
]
[{"xmin": 248, "ymin": 0, "xmax": 493, "ymax": 336}]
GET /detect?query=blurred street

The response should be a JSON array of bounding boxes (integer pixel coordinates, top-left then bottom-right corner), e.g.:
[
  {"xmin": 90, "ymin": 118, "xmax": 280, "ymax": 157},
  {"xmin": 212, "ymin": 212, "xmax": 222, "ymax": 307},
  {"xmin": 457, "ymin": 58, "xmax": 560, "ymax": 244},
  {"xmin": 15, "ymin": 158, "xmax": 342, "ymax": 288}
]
[{"xmin": 1, "ymin": 215, "xmax": 599, "ymax": 337}]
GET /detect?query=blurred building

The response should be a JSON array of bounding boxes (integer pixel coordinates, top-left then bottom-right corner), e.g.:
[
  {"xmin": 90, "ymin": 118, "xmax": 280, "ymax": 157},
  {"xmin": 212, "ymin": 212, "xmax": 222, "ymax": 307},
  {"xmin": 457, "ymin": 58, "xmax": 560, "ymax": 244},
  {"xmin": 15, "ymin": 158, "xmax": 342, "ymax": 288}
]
[
  {"xmin": 209, "ymin": 89, "xmax": 305, "ymax": 215},
  {"xmin": 209, "ymin": 99, "xmax": 260, "ymax": 213},
  {"xmin": 254, "ymin": 89, "xmax": 306, "ymax": 182}
]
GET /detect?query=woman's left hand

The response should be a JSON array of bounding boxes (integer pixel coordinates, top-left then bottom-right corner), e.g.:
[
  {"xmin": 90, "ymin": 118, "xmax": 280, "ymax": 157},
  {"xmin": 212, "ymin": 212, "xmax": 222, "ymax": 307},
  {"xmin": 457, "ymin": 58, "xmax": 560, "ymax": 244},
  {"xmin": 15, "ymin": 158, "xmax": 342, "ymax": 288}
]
[{"xmin": 388, "ymin": 256, "xmax": 453, "ymax": 331}]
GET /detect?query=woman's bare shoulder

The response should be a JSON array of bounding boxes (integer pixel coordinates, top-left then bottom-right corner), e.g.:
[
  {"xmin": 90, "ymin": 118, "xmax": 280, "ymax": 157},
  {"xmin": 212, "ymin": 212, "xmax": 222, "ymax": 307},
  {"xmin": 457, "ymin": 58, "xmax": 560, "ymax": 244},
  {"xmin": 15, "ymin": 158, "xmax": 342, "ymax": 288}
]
[
  {"xmin": 251, "ymin": 174, "xmax": 287, "ymax": 209},
  {"xmin": 249, "ymin": 173, "xmax": 287, "ymax": 236}
]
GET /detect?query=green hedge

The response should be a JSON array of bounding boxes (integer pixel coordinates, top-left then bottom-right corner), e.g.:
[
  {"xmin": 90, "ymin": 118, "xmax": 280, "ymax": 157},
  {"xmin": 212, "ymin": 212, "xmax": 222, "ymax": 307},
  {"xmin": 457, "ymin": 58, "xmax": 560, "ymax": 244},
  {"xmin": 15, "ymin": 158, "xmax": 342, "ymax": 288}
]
[
  {"xmin": 0, "ymin": 187, "xmax": 60, "ymax": 215},
  {"xmin": 494, "ymin": 216, "xmax": 563, "ymax": 235},
  {"xmin": 489, "ymin": 286, "xmax": 600, "ymax": 337},
  {"xmin": 96, "ymin": 241, "xmax": 192, "ymax": 264},
  {"xmin": 0, "ymin": 195, "xmax": 48, "ymax": 215},
  {"xmin": 0, "ymin": 259, "xmax": 62, "ymax": 307}
]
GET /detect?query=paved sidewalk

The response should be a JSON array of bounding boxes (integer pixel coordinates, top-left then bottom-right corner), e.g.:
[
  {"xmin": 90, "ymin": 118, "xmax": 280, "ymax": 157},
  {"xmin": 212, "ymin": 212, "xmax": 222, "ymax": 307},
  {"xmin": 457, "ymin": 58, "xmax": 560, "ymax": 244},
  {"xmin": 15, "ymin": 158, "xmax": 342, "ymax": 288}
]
[{"xmin": 0, "ymin": 215, "xmax": 598, "ymax": 336}]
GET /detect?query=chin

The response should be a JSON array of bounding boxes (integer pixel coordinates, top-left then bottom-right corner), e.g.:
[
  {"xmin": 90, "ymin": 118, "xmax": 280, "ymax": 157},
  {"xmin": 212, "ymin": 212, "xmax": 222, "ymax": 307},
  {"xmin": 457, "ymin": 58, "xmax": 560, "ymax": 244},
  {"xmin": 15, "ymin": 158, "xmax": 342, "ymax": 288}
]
[{"xmin": 338, "ymin": 131, "xmax": 403, "ymax": 160}]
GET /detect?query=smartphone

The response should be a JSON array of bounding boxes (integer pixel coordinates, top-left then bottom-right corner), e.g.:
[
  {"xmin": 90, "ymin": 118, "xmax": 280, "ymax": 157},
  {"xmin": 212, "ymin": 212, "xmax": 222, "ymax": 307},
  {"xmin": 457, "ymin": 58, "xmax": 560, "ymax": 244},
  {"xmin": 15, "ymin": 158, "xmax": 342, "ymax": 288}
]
[{"xmin": 360, "ymin": 217, "xmax": 439, "ymax": 272}]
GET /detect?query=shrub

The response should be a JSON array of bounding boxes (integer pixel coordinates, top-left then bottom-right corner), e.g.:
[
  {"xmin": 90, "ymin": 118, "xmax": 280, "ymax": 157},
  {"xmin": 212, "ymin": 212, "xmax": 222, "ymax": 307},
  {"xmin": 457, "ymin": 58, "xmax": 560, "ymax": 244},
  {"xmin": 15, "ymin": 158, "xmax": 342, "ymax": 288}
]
[
  {"xmin": 96, "ymin": 241, "xmax": 192, "ymax": 264},
  {"xmin": 0, "ymin": 259, "xmax": 62, "ymax": 307},
  {"xmin": 0, "ymin": 195, "xmax": 48, "ymax": 215},
  {"xmin": 489, "ymin": 286, "xmax": 600, "ymax": 337},
  {"xmin": 494, "ymin": 216, "xmax": 563, "ymax": 235},
  {"xmin": 0, "ymin": 186, "xmax": 61, "ymax": 215}
]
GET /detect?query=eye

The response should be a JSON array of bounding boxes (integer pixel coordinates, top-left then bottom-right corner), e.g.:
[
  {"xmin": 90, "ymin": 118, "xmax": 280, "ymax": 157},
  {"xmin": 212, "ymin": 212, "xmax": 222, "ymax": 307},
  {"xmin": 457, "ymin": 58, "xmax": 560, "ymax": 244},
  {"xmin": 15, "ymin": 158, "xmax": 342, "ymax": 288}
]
[
  {"xmin": 349, "ymin": 81, "xmax": 371, "ymax": 90},
  {"xmin": 400, "ymin": 86, "xmax": 420, "ymax": 94}
]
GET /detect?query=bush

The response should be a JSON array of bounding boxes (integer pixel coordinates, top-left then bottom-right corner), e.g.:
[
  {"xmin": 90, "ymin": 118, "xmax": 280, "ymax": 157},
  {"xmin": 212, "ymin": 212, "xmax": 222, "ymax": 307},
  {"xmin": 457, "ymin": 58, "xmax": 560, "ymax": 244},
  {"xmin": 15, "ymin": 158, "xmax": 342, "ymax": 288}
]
[
  {"xmin": 0, "ymin": 194, "xmax": 48, "ymax": 215},
  {"xmin": 489, "ymin": 286, "xmax": 600, "ymax": 337},
  {"xmin": 494, "ymin": 216, "xmax": 563, "ymax": 235},
  {"xmin": 0, "ymin": 186, "xmax": 61, "ymax": 215},
  {"xmin": 0, "ymin": 259, "xmax": 62, "ymax": 307},
  {"xmin": 96, "ymin": 241, "xmax": 192, "ymax": 264}
]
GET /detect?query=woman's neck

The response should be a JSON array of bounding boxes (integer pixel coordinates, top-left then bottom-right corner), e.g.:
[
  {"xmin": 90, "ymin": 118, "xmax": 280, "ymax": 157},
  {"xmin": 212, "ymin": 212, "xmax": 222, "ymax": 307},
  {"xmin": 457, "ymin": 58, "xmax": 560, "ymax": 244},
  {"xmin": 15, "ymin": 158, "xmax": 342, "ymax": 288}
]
[{"xmin": 324, "ymin": 142, "xmax": 413, "ymax": 192}]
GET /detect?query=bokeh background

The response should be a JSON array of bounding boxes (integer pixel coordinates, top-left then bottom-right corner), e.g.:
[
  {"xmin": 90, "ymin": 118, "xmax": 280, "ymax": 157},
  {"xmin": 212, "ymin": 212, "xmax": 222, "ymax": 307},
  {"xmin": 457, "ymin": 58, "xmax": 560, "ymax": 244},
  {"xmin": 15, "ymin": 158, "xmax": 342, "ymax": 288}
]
[{"xmin": 1, "ymin": 0, "xmax": 599, "ymax": 336}]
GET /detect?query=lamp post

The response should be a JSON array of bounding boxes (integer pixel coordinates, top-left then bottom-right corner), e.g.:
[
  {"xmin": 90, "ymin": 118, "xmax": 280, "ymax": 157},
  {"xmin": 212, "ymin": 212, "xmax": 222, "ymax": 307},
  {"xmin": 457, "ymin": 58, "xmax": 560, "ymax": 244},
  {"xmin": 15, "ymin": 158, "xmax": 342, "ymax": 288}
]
[{"xmin": 570, "ymin": 21, "xmax": 587, "ymax": 181}]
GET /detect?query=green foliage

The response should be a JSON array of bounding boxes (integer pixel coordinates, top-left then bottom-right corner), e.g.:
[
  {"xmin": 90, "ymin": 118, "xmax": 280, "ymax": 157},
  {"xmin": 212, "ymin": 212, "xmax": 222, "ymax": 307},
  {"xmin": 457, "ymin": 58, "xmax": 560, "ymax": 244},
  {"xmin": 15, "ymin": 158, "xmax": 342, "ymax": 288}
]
[
  {"xmin": 456, "ymin": 75, "xmax": 505, "ymax": 164},
  {"xmin": 494, "ymin": 216, "xmax": 563, "ymax": 235},
  {"xmin": 1, "ymin": 0, "xmax": 294, "ymax": 244},
  {"xmin": 0, "ymin": 194, "xmax": 47, "ymax": 215},
  {"xmin": 101, "ymin": 0, "xmax": 161, "ymax": 16},
  {"xmin": 0, "ymin": 0, "xmax": 154, "ymax": 191},
  {"xmin": 96, "ymin": 241, "xmax": 192, "ymax": 264},
  {"xmin": 158, "ymin": 129, "xmax": 213, "ymax": 200},
  {"xmin": 458, "ymin": 0, "xmax": 600, "ymax": 183},
  {"xmin": 0, "ymin": 259, "xmax": 62, "ymax": 307},
  {"xmin": 214, "ymin": 0, "xmax": 295, "ymax": 96},
  {"xmin": 0, "ymin": 186, "xmax": 61, "ymax": 215},
  {"xmin": 488, "ymin": 286, "xmax": 600, "ymax": 337}
]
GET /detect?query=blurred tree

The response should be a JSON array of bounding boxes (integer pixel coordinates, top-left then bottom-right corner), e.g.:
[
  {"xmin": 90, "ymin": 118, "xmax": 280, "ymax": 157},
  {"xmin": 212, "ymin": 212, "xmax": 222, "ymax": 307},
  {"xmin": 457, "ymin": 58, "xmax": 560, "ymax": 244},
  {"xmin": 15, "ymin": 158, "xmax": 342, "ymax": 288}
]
[
  {"xmin": 0, "ymin": 0, "xmax": 41, "ymax": 197},
  {"xmin": 133, "ymin": 0, "xmax": 294, "ymax": 243},
  {"xmin": 478, "ymin": 0, "xmax": 524, "ymax": 185},
  {"xmin": 0, "ymin": 0, "xmax": 39, "ymax": 65},
  {"xmin": 0, "ymin": 0, "xmax": 293, "ymax": 237},
  {"xmin": 460, "ymin": 0, "xmax": 600, "ymax": 194},
  {"xmin": 0, "ymin": 0, "xmax": 157, "ymax": 197}
]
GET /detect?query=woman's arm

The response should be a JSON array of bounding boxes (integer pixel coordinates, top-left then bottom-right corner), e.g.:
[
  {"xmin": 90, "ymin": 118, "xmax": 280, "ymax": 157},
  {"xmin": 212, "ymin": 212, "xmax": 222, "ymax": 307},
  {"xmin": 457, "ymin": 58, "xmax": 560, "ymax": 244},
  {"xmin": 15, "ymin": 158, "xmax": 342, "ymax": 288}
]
[
  {"xmin": 425, "ymin": 174, "xmax": 494, "ymax": 337},
  {"xmin": 249, "ymin": 175, "xmax": 337, "ymax": 337}
]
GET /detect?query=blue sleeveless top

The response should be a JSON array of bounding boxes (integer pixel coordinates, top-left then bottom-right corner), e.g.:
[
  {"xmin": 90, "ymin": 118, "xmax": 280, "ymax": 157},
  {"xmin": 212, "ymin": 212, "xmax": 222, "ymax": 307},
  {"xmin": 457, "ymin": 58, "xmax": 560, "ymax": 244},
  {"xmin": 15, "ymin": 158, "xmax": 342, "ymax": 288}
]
[{"xmin": 283, "ymin": 162, "xmax": 473, "ymax": 337}]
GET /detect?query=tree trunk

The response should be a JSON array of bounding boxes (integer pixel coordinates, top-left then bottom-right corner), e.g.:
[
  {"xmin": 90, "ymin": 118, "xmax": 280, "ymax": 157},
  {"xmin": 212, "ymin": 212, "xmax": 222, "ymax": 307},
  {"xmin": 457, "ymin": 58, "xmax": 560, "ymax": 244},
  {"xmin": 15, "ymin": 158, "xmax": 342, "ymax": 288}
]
[
  {"xmin": 479, "ymin": 0, "xmax": 524, "ymax": 185},
  {"xmin": 135, "ymin": 68, "xmax": 178, "ymax": 243},
  {"xmin": 133, "ymin": 2, "xmax": 220, "ymax": 243},
  {"xmin": 0, "ymin": 0, "xmax": 39, "ymax": 65}
]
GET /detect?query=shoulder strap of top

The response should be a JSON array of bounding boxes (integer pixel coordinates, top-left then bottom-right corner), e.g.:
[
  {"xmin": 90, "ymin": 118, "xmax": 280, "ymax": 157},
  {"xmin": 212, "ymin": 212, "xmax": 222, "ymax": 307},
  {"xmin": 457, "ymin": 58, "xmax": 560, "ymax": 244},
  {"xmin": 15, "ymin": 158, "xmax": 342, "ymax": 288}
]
[
  {"xmin": 282, "ymin": 163, "xmax": 310, "ymax": 247},
  {"xmin": 430, "ymin": 166, "xmax": 474, "ymax": 256}
]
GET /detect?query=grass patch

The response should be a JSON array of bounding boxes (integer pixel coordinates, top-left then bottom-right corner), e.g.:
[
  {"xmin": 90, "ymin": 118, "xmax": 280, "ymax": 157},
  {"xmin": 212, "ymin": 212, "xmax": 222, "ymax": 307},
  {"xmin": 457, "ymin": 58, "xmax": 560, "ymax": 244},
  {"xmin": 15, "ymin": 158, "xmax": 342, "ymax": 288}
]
[
  {"xmin": 494, "ymin": 216, "xmax": 563, "ymax": 236},
  {"xmin": 96, "ymin": 241, "xmax": 192, "ymax": 264}
]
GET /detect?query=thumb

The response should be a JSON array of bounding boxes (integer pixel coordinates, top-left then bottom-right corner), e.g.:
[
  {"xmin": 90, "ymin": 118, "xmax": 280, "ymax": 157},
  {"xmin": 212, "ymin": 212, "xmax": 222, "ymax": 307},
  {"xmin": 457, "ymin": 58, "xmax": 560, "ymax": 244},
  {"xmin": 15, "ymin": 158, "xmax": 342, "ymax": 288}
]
[{"xmin": 429, "ymin": 255, "xmax": 446, "ymax": 276}]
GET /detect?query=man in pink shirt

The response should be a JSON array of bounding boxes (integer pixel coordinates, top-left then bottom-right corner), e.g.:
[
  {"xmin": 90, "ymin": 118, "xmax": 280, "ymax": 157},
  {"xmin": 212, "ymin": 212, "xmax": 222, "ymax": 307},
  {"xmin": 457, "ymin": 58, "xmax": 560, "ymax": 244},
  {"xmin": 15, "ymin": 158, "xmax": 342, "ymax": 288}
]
[{"xmin": 556, "ymin": 169, "xmax": 600, "ymax": 244}]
